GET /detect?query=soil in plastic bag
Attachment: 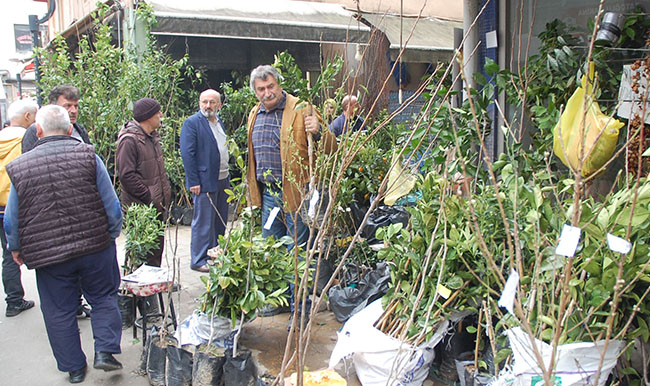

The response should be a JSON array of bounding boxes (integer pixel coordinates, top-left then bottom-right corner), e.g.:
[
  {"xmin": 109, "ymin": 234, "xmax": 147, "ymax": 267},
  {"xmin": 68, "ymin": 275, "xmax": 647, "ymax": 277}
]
[
  {"xmin": 223, "ymin": 349, "xmax": 260, "ymax": 386},
  {"xmin": 362, "ymin": 205, "xmax": 409, "ymax": 244},
  {"xmin": 166, "ymin": 338, "xmax": 193, "ymax": 386},
  {"xmin": 146, "ymin": 332, "xmax": 167, "ymax": 386},
  {"xmin": 192, "ymin": 350, "xmax": 225, "ymax": 386},
  {"xmin": 328, "ymin": 262, "xmax": 390, "ymax": 323},
  {"xmin": 117, "ymin": 293, "xmax": 135, "ymax": 329}
]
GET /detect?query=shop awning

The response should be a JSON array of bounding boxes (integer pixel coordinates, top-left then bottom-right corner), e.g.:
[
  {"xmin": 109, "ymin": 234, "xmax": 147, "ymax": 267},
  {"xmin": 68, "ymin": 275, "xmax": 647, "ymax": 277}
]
[
  {"xmin": 356, "ymin": 12, "xmax": 462, "ymax": 63},
  {"xmin": 148, "ymin": 0, "xmax": 459, "ymax": 63},
  {"xmin": 149, "ymin": 0, "xmax": 371, "ymax": 45}
]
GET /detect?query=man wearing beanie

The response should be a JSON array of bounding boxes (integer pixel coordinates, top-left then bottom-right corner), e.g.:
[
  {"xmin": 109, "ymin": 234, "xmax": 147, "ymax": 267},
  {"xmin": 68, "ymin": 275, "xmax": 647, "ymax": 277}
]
[{"xmin": 116, "ymin": 98, "xmax": 171, "ymax": 266}]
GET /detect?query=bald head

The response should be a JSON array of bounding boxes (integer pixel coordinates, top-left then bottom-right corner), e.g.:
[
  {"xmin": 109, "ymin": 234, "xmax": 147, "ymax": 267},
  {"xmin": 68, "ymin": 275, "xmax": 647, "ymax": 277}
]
[
  {"xmin": 342, "ymin": 95, "xmax": 358, "ymax": 115},
  {"xmin": 199, "ymin": 89, "xmax": 222, "ymax": 122}
]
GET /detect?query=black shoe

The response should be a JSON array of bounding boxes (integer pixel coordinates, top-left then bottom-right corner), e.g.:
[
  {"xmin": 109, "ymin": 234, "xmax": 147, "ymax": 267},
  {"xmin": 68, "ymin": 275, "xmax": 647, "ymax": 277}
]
[
  {"xmin": 5, "ymin": 299, "xmax": 35, "ymax": 317},
  {"xmin": 69, "ymin": 365, "xmax": 87, "ymax": 383},
  {"xmin": 77, "ymin": 303, "xmax": 91, "ymax": 318},
  {"xmin": 93, "ymin": 352, "xmax": 123, "ymax": 371},
  {"xmin": 287, "ymin": 312, "xmax": 310, "ymax": 331}
]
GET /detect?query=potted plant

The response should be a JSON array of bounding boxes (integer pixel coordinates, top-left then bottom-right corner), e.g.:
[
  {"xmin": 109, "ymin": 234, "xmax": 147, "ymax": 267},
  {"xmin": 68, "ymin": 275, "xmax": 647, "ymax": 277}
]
[{"xmin": 119, "ymin": 203, "xmax": 165, "ymax": 329}]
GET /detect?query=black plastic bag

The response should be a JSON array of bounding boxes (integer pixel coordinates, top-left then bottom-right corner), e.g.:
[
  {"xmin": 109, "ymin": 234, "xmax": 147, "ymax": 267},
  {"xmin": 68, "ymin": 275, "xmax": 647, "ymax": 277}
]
[
  {"xmin": 362, "ymin": 205, "xmax": 409, "ymax": 244},
  {"xmin": 328, "ymin": 262, "xmax": 390, "ymax": 323},
  {"xmin": 192, "ymin": 350, "xmax": 225, "ymax": 386},
  {"xmin": 117, "ymin": 293, "xmax": 135, "ymax": 329},
  {"xmin": 146, "ymin": 331, "xmax": 167, "ymax": 386},
  {"xmin": 223, "ymin": 349, "xmax": 259, "ymax": 386},
  {"xmin": 137, "ymin": 294, "xmax": 160, "ymax": 316},
  {"xmin": 166, "ymin": 339, "xmax": 193, "ymax": 386},
  {"xmin": 314, "ymin": 258, "xmax": 335, "ymax": 296}
]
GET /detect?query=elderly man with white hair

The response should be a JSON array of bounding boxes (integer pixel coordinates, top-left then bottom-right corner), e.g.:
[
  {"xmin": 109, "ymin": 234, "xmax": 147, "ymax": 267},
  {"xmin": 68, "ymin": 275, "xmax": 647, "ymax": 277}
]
[
  {"xmin": 4, "ymin": 105, "xmax": 124, "ymax": 383},
  {"xmin": 1, "ymin": 98, "xmax": 37, "ymax": 317}
]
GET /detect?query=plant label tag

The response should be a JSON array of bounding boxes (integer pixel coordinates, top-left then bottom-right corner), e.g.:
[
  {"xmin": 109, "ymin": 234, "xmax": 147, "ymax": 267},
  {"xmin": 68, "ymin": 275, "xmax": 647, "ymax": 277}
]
[
  {"xmin": 263, "ymin": 207, "xmax": 280, "ymax": 230},
  {"xmin": 555, "ymin": 224, "xmax": 581, "ymax": 257},
  {"xmin": 308, "ymin": 189, "xmax": 320, "ymax": 219},
  {"xmin": 498, "ymin": 269, "xmax": 519, "ymax": 315},
  {"xmin": 606, "ymin": 233, "xmax": 631, "ymax": 254},
  {"xmin": 437, "ymin": 284, "xmax": 451, "ymax": 299}
]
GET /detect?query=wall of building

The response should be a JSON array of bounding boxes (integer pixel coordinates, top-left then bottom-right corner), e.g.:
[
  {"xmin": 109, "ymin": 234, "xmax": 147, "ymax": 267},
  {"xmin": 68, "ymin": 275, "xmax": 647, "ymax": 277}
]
[
  {"xmin": 0, "ymin": 0, "xmax": 50, "ymax": 123},
  {"xmin": 505, "ymin": 0, "xmax": 650, "ymax": 72}
]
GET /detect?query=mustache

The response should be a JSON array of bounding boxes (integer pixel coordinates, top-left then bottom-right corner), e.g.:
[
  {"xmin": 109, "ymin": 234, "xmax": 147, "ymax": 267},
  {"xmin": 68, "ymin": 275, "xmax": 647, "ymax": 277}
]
[{"xmin": 262, "ymin": 94, "xmax": 276, "ymax": 102}]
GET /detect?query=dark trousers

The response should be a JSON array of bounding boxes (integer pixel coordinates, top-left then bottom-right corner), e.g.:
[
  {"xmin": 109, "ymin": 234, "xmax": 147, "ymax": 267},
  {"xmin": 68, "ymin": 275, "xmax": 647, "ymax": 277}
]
[
  {"xmin": 36, "ymin": 241, "xmax": 122, "ymax": 372},
  {"xmin": 1, "ymin": 219, "xmax": 25, "ymax": 306},
  {"xmin": 190, "ymin": 179, "xmax": 229, "ymax": 269}
]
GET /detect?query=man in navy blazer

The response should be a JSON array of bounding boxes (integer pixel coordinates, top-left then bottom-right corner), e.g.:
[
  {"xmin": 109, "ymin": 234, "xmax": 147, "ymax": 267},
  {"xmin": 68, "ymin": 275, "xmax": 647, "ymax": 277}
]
[{"xmin": 180, "ymin": 89, "xmax": 230, "ymax": 272}]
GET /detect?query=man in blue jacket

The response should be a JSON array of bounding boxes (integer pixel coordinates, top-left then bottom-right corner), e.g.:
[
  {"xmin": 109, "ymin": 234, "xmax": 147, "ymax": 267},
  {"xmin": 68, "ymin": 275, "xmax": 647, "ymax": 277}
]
[{"xmin": 180, "ymin": 89, "xmax": 230, "ymax": 272}]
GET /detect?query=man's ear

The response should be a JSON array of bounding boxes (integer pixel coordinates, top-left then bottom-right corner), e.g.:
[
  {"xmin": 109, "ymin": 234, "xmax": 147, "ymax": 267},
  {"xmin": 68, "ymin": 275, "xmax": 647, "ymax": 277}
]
[
  {"xmin": 66, "ymin": 124, "xmax": 73, "ymax": 136},
  {"xmin": 36, "ymin": 124, "xmax": 44, "ymax": 138}
]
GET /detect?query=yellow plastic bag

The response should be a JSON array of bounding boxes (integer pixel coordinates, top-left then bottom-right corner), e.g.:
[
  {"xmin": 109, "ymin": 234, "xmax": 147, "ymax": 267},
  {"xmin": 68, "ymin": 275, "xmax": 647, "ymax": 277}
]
[
  {"xmin": 384, "ymin": 152, "xmax": 416, "ymax": 206},
  {"xmin": 553, "ymin": 65, "xmax": 623, "ymax": 177}
]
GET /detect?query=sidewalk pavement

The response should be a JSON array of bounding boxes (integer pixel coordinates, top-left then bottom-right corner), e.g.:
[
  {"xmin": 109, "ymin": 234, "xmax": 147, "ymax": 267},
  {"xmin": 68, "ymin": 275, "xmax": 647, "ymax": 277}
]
[{"xmin": 0, "ymin": 225, "xmax": 364, "ymax": 385}]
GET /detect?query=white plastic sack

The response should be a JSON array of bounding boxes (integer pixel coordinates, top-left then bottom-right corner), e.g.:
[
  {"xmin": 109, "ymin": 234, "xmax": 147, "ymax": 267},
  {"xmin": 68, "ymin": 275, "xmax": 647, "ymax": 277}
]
[
  {"xmin": 505, "ymin": 327, "xmax": 623, "ymax": 386},
  {"xmin": 329, "ymin": 299, "xmax": 448, "ymax": 386},
  {"xmin": 174, "ymin": 310, "xmax": 241, "ymax": 348}
]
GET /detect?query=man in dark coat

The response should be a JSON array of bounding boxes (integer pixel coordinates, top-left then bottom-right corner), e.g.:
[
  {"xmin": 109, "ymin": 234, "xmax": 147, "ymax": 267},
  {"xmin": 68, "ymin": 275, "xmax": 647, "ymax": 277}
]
[
  {"xmin": 22, "ymin": 84, "xmax": 91, "ymax": 152},
  {"xmin": 180, "ymin": 89, "xmax": 230, "ymax": 272},
  {"xmin": 116, "ymin": 98, "xmax": 171, "ymax": 267},
  {"xmin": 4, "ymin": 105, "xmax": 124, "ymax": 383}
]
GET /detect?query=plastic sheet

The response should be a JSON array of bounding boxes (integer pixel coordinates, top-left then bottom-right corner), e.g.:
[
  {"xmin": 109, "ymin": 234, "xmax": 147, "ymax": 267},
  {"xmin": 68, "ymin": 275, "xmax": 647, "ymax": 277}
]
[
  {"xmin": 503, "ymin": 327, "xmax": 623, "ymax": 386},
  {"xmin": 174, "ymin": 310, "xmax": 241, "ymax": 348},
  {"xmin": 329, "ymin": 299, "xmax": 448, "ymax": 386},
  {"xmin": 328, "ymin": 263, "xmax": 390, "ymax": 323}
]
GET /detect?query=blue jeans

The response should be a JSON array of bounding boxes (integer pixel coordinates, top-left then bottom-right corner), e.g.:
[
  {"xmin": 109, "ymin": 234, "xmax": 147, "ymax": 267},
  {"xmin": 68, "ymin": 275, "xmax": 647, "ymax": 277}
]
[{"xmin": 260, "ymin": 186, "xmax": 311, "ymax": 313}]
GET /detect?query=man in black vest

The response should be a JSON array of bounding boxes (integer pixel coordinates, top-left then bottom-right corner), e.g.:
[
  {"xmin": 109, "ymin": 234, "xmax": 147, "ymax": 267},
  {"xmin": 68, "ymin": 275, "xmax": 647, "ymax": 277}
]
[
  {"xmin": 4, "ymin": 105, "xmax": 124, "ymax": 383},
  {"xmin": 22, "ymin": 84, "xmax": 94, "ymax": 318}
]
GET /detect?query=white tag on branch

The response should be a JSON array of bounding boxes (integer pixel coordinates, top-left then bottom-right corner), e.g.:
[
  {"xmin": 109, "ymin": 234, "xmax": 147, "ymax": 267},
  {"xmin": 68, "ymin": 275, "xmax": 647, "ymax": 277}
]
[
  {"xmin": 308, "ymin": 189, "xmax": 320, "ymax": 219},
  {"xmin": 498, "ymin": 269, "xmax": 519, "ymax": 315},
  {"xmin": 607, "ymin": 233, "xmax": 632, "ymax": 254},
  {"xmin": 555, "ymin": 224, "xmax": 581, "ymax": 257},
  {"xmin": 263, "ymin": 207, "xmax": 280, "ymax": 230}
]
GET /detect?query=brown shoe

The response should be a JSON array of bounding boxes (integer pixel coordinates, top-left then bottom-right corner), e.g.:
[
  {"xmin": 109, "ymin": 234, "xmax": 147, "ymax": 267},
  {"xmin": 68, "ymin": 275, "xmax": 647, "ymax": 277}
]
[{"xmin": 191, "ymin": 265, "xmax": 210, "ymax": 272}]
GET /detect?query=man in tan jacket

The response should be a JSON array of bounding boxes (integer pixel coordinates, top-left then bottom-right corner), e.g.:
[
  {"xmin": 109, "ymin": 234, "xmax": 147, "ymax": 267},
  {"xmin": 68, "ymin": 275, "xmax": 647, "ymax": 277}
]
[{"xmin": 246, "ymin": 65, "xmax": 336, "ymax": 325}]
